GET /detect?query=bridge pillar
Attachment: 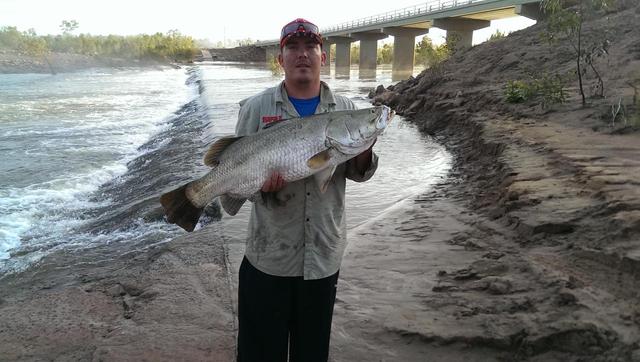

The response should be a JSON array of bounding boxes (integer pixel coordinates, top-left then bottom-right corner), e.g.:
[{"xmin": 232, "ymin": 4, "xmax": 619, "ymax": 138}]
[
  {"xmin": 516, "ymin": 3, "xmax": 543, "ymax": 21},
  {"xmin": 350, "ymin": 32, "xmax": 388, "ymax": 79},
  {"xmin": 327, "ymin": 36, "xmax": 354, "ymax": 78},
  {"xmin": 433, "ymin": 18, "xmax": 489, "ymax": 50},
  {"xmin": 382, "ymin": 27, "xmax": 429, "ymax": 81}
]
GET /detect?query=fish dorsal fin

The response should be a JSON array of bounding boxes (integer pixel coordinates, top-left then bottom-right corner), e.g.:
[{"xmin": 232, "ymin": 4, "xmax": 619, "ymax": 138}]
[
  {"xmin": 314, "ymin": 165, "xmax": 337, "ymax": 193},
  {"xmin": 204, "ymin": 136, "xmax": 242, "ymax": 167},
  {"xmin": 262, "ymin": 117, "xmax": 291, "ymax": 130},
  {"xmin": 307, "ymin": 149, "xmax": 332, "ymax": 170}
]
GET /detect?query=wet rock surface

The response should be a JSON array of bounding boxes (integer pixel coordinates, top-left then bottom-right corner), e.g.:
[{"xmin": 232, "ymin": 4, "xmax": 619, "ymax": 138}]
[{"xmin": 0, "ymin": 226, "xmax": 236, "ymax": 361}]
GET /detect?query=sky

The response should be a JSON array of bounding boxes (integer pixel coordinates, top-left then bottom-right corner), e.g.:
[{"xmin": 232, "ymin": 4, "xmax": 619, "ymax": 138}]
[{"xmin": 0, "ymin": 0, "xmax": 536, "ymax": 45}]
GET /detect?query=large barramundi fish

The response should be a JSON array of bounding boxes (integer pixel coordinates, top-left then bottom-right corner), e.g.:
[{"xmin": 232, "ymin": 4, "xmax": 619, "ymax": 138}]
[{"xmin": 160, "ymin": 105, "xmax": 393, "ymax": 232}]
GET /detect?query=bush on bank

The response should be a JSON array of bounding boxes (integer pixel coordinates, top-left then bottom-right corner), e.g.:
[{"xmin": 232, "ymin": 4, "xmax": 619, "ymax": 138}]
[{"xmin": 0, "ymin": 26, "xmax": 198, "ymax": 62}]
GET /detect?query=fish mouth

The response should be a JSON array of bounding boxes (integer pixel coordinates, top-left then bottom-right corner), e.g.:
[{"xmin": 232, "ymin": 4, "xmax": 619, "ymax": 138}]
[
  {"xmin": 376, "ymin": 106, "xmax": 394, "ymax": 130},
  {"xmin": 329, "ymin": 138, "xmax": 371, "ymax": 155}
]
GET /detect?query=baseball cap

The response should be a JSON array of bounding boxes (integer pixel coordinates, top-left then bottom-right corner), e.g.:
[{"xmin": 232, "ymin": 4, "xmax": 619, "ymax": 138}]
[{"xmin": 280, "ymin": 18, "xmax": 323, "ymax": 48}]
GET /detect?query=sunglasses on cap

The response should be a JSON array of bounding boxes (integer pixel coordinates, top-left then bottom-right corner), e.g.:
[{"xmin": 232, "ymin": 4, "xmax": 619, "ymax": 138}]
[{"xmin": 280, "ymin": 19, "xmax": 322, "ymax": 48}]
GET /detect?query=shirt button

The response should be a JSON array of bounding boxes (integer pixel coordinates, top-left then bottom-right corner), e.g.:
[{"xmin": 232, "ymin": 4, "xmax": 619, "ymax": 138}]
[
  {"xmin": 306, "ymin": 218, "xmax": 310, "ymax": 222},
  {"xmin": 307, "ymin": 192, "xmax": 310, "ymax": 196}
]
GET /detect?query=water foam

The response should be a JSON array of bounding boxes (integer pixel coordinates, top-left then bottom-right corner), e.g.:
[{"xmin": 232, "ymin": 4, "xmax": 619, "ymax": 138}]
[{"xmin": 0, "ymin": 68, "xmax": 198, "ymax": 265}]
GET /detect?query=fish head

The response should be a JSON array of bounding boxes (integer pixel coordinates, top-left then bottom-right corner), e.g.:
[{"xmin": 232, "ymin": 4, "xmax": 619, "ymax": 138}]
[{"xmin": 326, "ymin": 105, "xmax": 392, "ymax": 155}]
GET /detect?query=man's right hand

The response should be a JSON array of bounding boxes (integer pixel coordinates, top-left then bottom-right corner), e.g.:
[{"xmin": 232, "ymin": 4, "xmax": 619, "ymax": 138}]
[{"xmin": 261, "ymin": 173, "xmax": 286, "ymax": 192}]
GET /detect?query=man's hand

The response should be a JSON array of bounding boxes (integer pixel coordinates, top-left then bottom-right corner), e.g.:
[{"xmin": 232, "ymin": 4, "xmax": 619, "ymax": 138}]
[
  {"xmin": 262, "ymin": 173, "xmax": 287, "ymax": 192},
  {"xmin": 352, "ymin": 138, "xmax": 376, "ymax": 174}
]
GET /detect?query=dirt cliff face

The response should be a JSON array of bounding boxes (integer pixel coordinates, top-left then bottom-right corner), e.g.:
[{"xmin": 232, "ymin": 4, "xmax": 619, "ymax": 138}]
[
  {"xmin": 374, "ymin": 3, "xmax": 640, "ymax": 251},
  {"xmin": 362, "ymin": 3, "xmax": 640, "ymax": 360}
]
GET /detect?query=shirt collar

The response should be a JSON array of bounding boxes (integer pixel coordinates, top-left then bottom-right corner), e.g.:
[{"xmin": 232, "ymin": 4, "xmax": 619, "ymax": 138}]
[{"xmin": 276, "ymin": 81, "xmax": 336, "ymax": 109}]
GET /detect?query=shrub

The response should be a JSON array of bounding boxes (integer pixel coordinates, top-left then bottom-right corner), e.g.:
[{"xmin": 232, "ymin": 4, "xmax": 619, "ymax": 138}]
[
  {"xmin": 504, "ymin": 80, "xmax": 535, "ymax": 103},
  {"xmin": 268, "ymin": 55, "xmax": 282, "ymax": 76},
  {"xmin": 504, "ymin": 73, "xmax": 567, "ymax": 108},
  {"xmin": 536, "ymin": 73, "xmax": 567, "ymax": 108},
  {"xmin": 489, "ymin": 30, "xmax": 507, "ymax": 41}
]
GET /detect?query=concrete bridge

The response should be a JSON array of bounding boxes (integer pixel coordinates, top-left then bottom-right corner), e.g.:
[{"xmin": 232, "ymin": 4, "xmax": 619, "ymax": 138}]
[{"xmin": 255, "ymin": 0, "xmax": 542, "ymax": 80}]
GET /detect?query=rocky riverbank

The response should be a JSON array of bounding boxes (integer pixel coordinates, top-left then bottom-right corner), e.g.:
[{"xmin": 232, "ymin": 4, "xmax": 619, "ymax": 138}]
[
  {"xmin": 207, "ymin": 46, "xmax": 265, "ymax": 62},
  {"xmin": 0, "ymin": 50, "xmax": 173, "ymax": 74},
  {"xmin": 1, "ymin": 4, "xmax": 639, "ymax": 361}
]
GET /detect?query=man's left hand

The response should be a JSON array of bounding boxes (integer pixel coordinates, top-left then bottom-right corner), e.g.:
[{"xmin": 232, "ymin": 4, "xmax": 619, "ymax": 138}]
[{"xmin": 352, "ymin": 138, "xmax": 376, "ymax": 174}]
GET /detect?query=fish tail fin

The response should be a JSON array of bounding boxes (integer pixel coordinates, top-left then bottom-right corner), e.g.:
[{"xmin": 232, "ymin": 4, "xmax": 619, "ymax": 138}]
[{"xmin": 160, "ymin": 185, "xmax": 203, "ymax": 232}]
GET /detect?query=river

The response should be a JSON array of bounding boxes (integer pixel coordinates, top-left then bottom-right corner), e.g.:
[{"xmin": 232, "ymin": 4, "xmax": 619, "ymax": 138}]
[{"xmin": 0, "ymin": 62, "xmax": 451, "ymax": 276}]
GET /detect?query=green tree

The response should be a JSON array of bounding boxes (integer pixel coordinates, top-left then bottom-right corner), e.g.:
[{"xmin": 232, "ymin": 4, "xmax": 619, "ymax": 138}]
[
  {"xmin": 542, "ymin": 0, "xmax": 615, "ymax": 105},
  {"xmin": 445, "ymin": 32, "xmax": 462, "ymax": 53},
  {"xmin": 414, "ymin": 36, "xmax": 450, "ymax": 67},
  {"xmin": 20, "ymin": 28, "xmax": 55, "ymax": 74},
  {"xmin": 238, "ymin": 38, "xmax": 254, "ymax": 46},
  {"xmin": 0, "ymin": 26, "xmax": 22, "ymax": 49},
  {"xmin": 377, "ymin": 43, "xmax": 393, "ymax": 64},
  {"xmin": 350, "ymin": 44, "xmax": 359, "ymax": 64},
  {"xmin": 0, "ymin": 26, "xmax": 198, "ymax": 63},
  {"xmin": 59, "ymin": 20, "xmax": 79, "ymax": 35}
]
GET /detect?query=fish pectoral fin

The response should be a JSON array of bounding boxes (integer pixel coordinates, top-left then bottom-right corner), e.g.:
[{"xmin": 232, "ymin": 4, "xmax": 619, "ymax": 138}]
[
  {"xmin": 204, "ymin": 136, "xmax": 243, "ymax": 167},
  {"xmin": 314, "ymin": 165, "xmax": 337, "ymax": 194},
  {"xmin": 220, "ymin": 194, "xmax": 247, "ymax": 216},
  {"xmin": 307, "ymin": 149, "xmax": 332, "ymax": 170}
]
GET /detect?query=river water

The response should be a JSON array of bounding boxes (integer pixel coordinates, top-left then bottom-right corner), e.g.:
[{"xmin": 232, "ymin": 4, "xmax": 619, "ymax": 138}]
[{"xmin": 0, "ymin": 63, "xmax": 451, "ymax": 276}]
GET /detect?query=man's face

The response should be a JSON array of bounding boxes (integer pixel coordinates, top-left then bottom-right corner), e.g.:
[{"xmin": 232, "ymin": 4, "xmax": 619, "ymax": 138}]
[{"xmin": 278, "ymin": 36, "xmax": 326, "ymax": 86}]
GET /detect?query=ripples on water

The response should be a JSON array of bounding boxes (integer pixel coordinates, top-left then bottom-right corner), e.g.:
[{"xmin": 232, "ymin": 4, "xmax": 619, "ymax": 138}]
[{"xmin": 0, "ymin": 63, "xmax": 450, "ymax": 276}]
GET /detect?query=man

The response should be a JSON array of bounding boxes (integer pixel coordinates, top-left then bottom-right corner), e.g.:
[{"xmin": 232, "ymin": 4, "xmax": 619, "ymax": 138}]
[{"xmin": 235, "ymin": 18, "xmax": 379, "ymax": 362}]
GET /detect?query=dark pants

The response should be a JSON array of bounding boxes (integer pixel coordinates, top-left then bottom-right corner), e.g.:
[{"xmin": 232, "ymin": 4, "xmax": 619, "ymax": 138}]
[{"xmin": 237, "ymin": 257, "xmax": 339, "ymax": 362}]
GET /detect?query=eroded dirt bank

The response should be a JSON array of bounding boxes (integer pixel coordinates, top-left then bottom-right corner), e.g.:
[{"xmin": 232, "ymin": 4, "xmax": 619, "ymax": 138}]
[{"xmin": 335, "ymin": 3, "xmax": 639, "ymax": 360}]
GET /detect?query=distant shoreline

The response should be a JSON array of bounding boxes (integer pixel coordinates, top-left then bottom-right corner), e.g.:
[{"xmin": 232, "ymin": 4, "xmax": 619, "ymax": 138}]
[{"xmin": 0, "ymin": 50, "xmax": 180, "ymax": 74}]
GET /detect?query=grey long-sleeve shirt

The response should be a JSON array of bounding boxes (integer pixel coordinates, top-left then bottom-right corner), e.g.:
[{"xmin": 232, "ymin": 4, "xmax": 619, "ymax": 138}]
[{"xmin": 235, "ymin": 81, "xmax": 378, "ymax": 280}]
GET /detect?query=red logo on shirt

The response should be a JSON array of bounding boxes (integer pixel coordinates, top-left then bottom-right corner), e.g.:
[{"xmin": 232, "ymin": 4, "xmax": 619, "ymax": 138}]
[{"xmin": 262, "ymin": 115, "xmax": 282, "ymax": 124}]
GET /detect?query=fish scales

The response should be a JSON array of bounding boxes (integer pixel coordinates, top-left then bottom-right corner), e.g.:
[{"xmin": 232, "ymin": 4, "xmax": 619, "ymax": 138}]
[
  {"xmin": 160, "ymin": 106, "xmax": 392, "ymax": 232},
  {"xmin": 188, "ymin": 117, "xmax": 329, "ymax": 207}
]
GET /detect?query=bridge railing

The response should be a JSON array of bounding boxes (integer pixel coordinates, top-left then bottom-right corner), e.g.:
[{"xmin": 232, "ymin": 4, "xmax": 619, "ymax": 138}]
[
  {"xmin": 321, "ymin": 0, "xmax": 484, "ymax": 33},
  {"xmin": 254, "ymin": 0, "xmax": 487, "ymax": 46}
]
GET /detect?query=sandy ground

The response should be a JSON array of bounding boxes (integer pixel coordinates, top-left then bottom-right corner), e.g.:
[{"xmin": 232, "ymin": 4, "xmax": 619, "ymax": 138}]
[
  {"xmin": 329, "ymin": 116, "xmax": 640, "ymax": 361},
  {"xmin": 2, "ymin": 4, "xmax": 640, "ymax": 361}
]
